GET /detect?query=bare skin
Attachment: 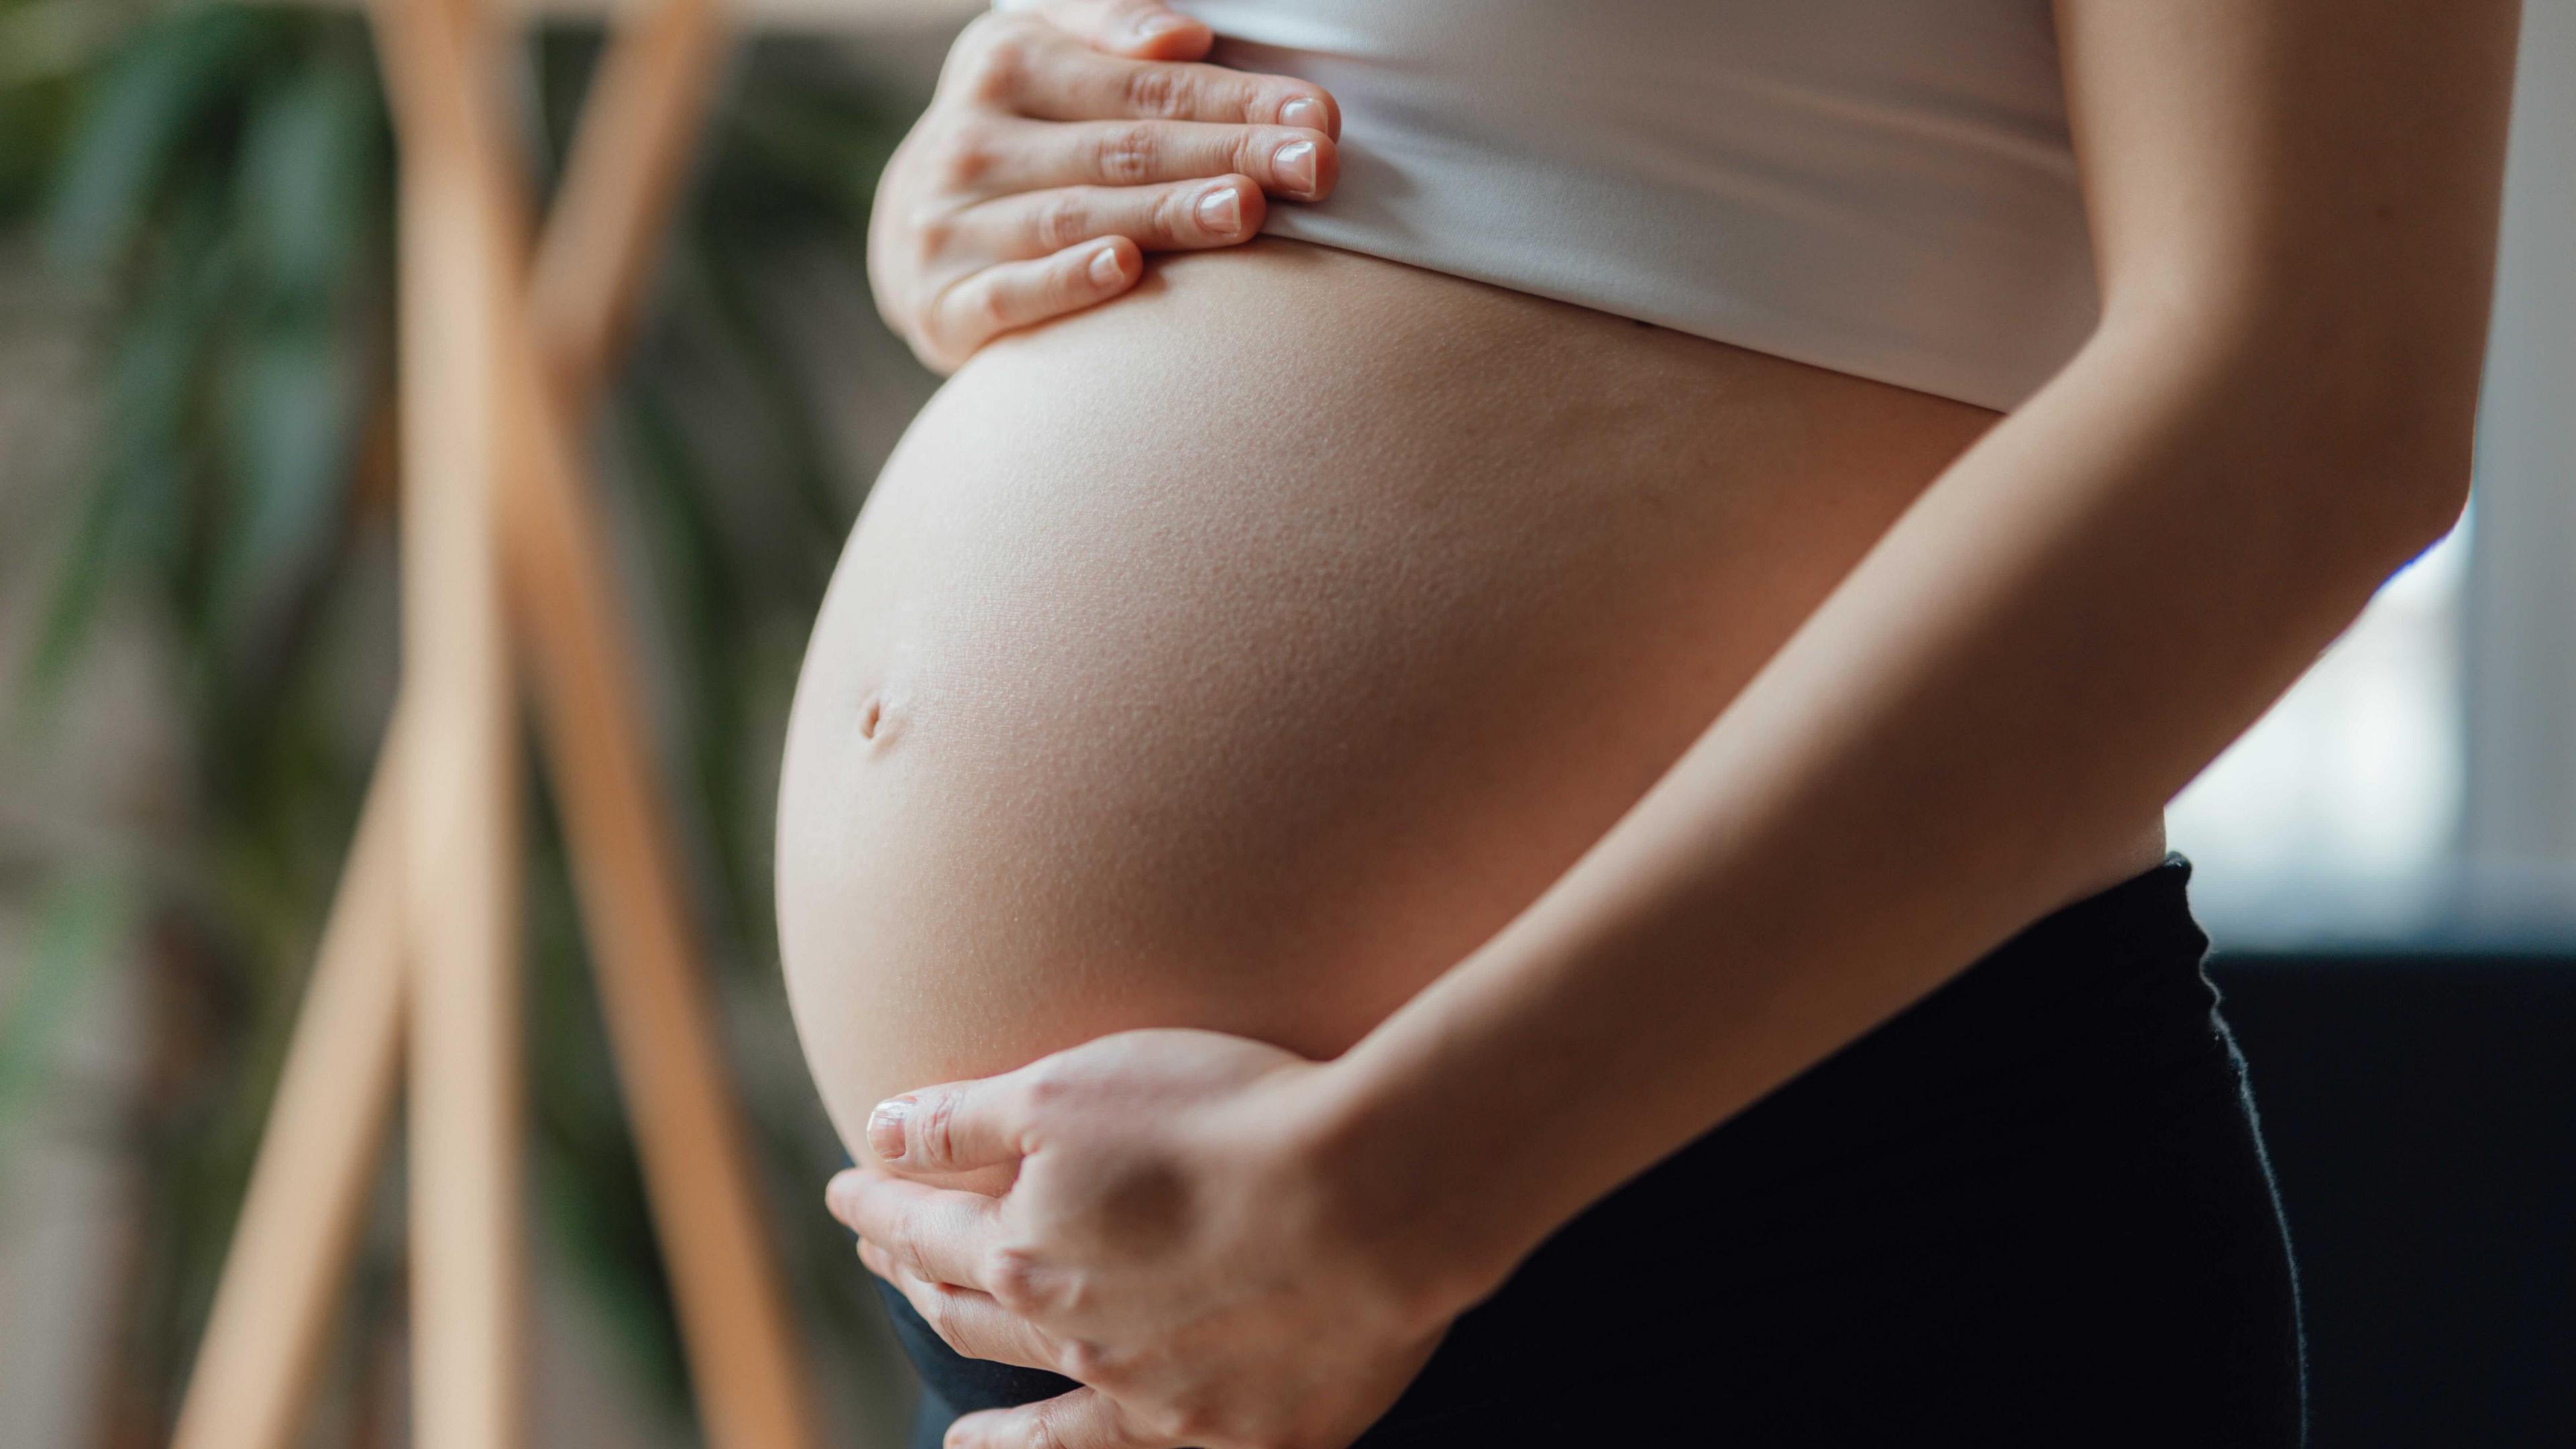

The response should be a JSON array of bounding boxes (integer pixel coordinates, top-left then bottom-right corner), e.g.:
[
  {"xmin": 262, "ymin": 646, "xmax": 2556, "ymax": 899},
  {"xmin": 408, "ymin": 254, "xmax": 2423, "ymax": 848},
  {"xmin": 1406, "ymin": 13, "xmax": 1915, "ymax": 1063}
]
[
  {"xmin": 803, "ymin": 1, "xmax": 2520, "ymax": 1446},
  {"xmin": 778, "ymin": 235, "xmax": 2157, "ymax": 1152}
]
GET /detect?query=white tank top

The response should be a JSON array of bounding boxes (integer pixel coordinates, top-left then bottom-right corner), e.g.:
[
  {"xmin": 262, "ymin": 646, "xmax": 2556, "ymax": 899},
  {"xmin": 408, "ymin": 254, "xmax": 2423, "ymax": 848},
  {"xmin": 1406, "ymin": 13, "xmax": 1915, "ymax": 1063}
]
[{"xmin": 1175, "ymin": 0, "xmax": 2100, "ymax": 412}]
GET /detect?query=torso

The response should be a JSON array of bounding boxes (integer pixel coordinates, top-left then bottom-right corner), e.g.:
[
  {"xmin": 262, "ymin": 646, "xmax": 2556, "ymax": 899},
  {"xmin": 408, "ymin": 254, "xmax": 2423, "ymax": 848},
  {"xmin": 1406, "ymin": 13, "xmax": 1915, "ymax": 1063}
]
[{"xmin": 775, "ymin": 240, "xmax": 2164, "ymax": 1160}]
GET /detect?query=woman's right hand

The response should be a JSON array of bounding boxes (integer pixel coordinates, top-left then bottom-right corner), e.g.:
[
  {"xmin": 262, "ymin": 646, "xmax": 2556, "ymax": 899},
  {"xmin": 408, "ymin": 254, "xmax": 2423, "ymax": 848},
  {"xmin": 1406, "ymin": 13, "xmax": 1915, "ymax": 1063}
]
[{"xmin": 871, "ymin": 0, "xmax": 1341, "ymax": 373}]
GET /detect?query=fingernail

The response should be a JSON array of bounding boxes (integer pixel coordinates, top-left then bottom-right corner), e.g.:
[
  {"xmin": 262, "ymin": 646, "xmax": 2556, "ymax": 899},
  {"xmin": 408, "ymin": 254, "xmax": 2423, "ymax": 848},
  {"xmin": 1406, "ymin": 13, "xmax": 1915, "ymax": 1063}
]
[
  {"xmin": 1280, "ymin": 96, "xmax": 1327, "ymax": 132},
  {"xmin": 867, "ymin": 1095, "xmax": 914, "ymax": 1160},
  {"xmin": 1273, "ymin": 138, "xmax": 1318, "ymax": 195},
  {"xmin": 1087, "ymin": 242, "xmax": 1127, "ymax": 286},
  {"xmin": 1195, "ymin": 183, "xmax": 1242, "ymax": 234},
  {"xmin": 1133, "ymin": 11, "xmax": 1189, "ymax": 42}
]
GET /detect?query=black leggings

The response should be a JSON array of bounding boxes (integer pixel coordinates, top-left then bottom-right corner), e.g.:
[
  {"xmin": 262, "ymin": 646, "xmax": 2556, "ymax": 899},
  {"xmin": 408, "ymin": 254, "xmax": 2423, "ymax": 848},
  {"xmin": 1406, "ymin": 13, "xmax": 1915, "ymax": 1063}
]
[{"xmin": 879, "ymin": 855, "xmax": 2308, "ymax": 1446}]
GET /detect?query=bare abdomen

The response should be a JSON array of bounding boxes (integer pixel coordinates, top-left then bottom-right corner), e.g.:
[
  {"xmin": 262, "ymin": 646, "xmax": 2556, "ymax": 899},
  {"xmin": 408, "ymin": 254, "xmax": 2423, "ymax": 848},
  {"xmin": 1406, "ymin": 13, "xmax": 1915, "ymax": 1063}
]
[{"xmin": 775, "ymin": 239, "xmax": 1998, "ymax": 1159}]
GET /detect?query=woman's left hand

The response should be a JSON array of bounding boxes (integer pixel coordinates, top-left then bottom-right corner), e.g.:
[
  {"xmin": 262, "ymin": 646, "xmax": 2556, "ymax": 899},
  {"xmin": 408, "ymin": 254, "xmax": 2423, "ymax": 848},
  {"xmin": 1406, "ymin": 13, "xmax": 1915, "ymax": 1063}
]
[{"xmin": 824, "ymin": 1029, "xmax": 1468, "ymax": 1449}]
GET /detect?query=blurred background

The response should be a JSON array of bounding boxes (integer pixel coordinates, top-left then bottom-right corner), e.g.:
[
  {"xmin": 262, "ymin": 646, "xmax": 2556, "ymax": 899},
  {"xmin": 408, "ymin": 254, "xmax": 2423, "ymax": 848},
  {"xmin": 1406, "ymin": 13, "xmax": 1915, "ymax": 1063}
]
[{"xmin": 0, "ymin": 2, "xmax": 2569, "ymax": 1446}]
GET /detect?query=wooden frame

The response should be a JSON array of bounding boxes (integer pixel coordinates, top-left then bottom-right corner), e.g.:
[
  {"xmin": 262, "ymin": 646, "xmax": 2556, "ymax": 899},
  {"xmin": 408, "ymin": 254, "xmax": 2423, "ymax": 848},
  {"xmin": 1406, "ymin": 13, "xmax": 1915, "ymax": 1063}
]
[{"xmin": 170, "ymin": 1, "xmax": 820, "ymax": 1446}]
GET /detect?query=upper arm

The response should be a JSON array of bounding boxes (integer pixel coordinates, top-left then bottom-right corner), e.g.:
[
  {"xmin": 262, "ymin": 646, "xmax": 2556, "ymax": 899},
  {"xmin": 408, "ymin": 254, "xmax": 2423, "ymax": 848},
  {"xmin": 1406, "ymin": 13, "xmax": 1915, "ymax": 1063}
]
[{"xmin": 2053, "ymin": 0, "xmax": 2522, "ymax": 451}]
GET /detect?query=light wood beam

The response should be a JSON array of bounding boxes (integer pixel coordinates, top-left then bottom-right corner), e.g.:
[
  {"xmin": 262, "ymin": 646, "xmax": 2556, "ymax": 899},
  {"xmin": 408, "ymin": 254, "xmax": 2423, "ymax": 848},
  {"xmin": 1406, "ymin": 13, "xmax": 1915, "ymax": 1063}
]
[
  {"xmin": 167, "ymin": 714, "xmax": 412, "ymax": 1449},
  {"xmin": 170, "ymin": 0, "xmax": 819, "ymax": 1444}
]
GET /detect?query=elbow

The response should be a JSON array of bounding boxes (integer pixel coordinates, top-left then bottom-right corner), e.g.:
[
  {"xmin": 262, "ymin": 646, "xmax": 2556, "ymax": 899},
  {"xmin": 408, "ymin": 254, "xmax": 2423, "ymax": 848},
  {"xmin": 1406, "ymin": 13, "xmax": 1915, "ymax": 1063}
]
[
  {"xmin": 2322, "ymin": 366, "xmax": 2480, "ymax": 570},
  {"xmin": 2390, "ymin": 447, "xmax": 2474, "ymax": 561},
  {"xmin": 2286, "ymin": 412, "xmax": 2476, "ymax": 592},
  {"xmin": 2106, "ymin": 272, "xmax": 2491, "ymax": 567},
  {"xmin": 2290, "ymin": 307, "xmax": 2488, "ymax": 564},
  {"xmin": 2226, "ymin": 310, "xmax": 2484, "ymax": 571},
  {"xmin": 2326, "ymin": 318, "xmax": 2484, "ymax": 559}
]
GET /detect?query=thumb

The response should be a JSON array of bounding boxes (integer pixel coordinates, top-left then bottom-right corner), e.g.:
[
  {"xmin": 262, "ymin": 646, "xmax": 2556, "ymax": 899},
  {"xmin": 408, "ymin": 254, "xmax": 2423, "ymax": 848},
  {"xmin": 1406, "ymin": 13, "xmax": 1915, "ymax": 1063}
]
[
  {"xmin": 867, "ymin": 1077, "xmax": 1030, "ymax": 1175},
  {"xmin": 1017, "ymin": 0, "xmax": 1214, "ymax": 60}
]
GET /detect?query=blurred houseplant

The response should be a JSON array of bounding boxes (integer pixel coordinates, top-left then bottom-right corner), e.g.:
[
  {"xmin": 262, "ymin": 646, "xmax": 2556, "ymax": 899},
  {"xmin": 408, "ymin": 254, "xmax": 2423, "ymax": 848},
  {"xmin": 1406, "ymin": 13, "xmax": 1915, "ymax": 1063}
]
[{"xmin": 0, "ymin": 0, "xmax": 914, "ymax": 1438}]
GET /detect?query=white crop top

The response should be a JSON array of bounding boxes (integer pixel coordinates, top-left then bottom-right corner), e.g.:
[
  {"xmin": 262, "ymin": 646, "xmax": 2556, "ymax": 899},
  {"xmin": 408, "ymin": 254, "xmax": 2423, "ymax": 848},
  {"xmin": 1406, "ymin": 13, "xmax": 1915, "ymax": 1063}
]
[{"xmin": 1173, "ymin": 0, "xmax": 2102, "ymax": 412}]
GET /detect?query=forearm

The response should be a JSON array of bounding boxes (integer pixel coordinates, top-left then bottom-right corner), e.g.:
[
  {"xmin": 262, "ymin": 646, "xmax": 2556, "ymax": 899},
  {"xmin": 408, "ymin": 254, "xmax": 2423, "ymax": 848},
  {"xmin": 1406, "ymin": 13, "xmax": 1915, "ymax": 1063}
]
[{"xmin": 1318, "ymin": 308, "xmax": 2471, "ymax": 1313}]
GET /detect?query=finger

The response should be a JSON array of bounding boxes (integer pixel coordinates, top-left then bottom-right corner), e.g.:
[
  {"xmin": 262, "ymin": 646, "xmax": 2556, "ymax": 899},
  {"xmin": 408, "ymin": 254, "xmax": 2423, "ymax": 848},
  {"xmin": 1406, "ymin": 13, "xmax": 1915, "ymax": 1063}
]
[
  {"xmin": 825, "ymin": 1173, "xmax": 1011, "ymax": 1289},
  {"xmin": 859, "ymin": 1239, "xmax": 1067, "ymax": 1375},
  {"xmin": 1017, "ymin": 0, "xmax": 1214, "ymax": 61},
  {"xmin": 918, "ymin": 236, "xmax": 1140, "ymax": 368},
  {"xmin": 947, "ymin": 1388, "xmax": 1173, "ymax": 1449},
  {"xmin": 867, "ymin": 1071, "xmax": 1046, "ymax": 1175},
  {"xmin": 1008, "ymin": 38, "xmax": 1338, "ymax": 136},
  {"xmin": 977, "ymin": 117, "xmax": 1336, "ymax": 201},
  {"xmin": 959, "ymin": 176, "xmax": 1264, "ymax": 262}
]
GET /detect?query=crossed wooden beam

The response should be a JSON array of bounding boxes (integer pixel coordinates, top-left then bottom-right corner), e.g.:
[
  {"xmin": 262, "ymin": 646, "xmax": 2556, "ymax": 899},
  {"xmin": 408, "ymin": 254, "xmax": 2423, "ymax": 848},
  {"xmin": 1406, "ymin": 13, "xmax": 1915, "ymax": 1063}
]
[{"xmin": 168, "ymin": 1, "xmax": 824, "ymax": 1446}]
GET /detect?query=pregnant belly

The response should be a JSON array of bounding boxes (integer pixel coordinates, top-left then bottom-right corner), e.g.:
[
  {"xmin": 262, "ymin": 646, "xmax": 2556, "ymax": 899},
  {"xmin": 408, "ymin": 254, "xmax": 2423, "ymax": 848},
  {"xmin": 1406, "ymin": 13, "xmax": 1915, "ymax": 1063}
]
[{"xmin": 776, "ymin": 239, "xmax": 1998, "ymax": 1162}]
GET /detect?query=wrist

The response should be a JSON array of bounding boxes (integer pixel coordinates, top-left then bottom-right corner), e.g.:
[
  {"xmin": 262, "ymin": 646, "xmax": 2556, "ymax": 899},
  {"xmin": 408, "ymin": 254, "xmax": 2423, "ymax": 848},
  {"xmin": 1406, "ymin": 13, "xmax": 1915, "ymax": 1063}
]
[{"xmin": 1283, "ymin": 1051, "xmax": 1541, "ymax": 1331}]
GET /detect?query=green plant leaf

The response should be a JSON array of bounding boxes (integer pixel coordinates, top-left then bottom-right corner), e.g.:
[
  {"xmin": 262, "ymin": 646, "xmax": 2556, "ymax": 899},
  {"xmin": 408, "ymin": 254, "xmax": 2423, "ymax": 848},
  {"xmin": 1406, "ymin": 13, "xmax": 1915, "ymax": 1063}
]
[
  {"xmin": 19, "ymin": 172, "xmax": 253, "ymax": 703},
  {"xmin": 211, "ymin": 315, "xmax": 358, "ymax": 649},
  {"xmin": 19, "ymin": 278, "xmax": 197, "ymax": 710},
  {"xmin": 233, "ymin": 46, "xmax": 378, "ymax": 295},
  {"xmin": 44, "ymin": 1, "xmax": 266, "ymax": 274}
]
